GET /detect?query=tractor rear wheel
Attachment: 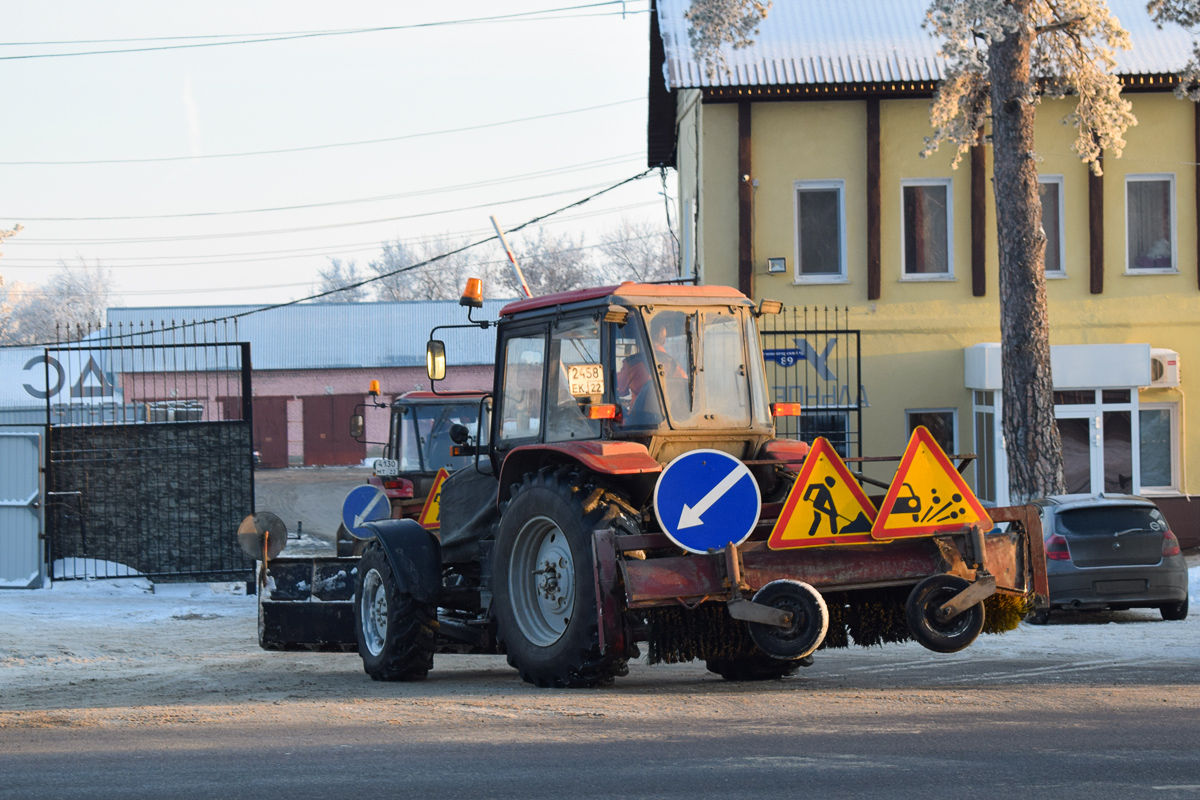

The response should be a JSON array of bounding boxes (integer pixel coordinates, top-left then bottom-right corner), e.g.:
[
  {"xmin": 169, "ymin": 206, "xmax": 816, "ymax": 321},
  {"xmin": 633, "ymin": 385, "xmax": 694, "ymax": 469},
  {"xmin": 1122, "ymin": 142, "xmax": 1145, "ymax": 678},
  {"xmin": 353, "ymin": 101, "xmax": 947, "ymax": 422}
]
[
  {"xmin": 354, "ymin": 543, "xmax": 437, "ymax": 681},
  {"xmin": 493, "ymin": 468, "xmax": 628, "ymax": 688}
]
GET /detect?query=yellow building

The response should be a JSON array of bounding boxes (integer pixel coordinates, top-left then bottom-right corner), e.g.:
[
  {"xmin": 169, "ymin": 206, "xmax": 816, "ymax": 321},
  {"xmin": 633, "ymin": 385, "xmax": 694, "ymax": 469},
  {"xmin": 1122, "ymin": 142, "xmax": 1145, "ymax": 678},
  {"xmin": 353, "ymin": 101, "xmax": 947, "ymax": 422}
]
[{"xmin": 648, "ymin": 0, "xmax": 1200, "ymax": 546}]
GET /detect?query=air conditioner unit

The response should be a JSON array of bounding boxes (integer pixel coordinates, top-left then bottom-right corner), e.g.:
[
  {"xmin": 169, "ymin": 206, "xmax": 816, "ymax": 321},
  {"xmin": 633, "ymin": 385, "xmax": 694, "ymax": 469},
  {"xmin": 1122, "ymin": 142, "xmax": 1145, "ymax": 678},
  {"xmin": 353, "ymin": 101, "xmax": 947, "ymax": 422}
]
[{"xmin": 1150, "ymin": 348, "xmax": 1181, "ymax": 388}]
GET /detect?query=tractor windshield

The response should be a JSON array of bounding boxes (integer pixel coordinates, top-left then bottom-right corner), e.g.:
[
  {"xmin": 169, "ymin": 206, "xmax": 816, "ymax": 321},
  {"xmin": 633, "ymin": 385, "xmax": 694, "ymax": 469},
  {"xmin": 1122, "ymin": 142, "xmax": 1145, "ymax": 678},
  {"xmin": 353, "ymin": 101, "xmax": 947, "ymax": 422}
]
[
  {"xmin": 390, "ymin": 401, "xmax": 484, "ymax": 473},
  {"xmin": 642, "ymin": 307, "xmax": 769, "ymax": 429}
]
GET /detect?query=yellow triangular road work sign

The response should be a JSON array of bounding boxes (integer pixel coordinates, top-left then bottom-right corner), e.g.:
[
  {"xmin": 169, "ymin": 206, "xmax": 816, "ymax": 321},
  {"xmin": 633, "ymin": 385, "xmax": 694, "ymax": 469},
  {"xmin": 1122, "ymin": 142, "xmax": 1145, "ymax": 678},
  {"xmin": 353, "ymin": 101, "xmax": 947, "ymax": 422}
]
[
  {"xmin": 417, "ymin": 468, "xmax": 450, "ymax": 530},
  {"xmin": 769, "ymin": 437, "xmax": 878, "ymax": 549},
  {"xmin": 871, "ymin": 426, "xmax": 992, "ymax": 540}
]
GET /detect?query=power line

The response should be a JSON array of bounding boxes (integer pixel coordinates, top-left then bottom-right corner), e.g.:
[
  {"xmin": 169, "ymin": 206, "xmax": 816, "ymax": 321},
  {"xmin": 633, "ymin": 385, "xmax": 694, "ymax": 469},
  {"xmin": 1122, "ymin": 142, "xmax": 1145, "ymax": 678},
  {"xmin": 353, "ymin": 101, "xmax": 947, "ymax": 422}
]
[
  {"xmin": 7, "ymin": 181, "xmax": 638, "ymax": 245},
  {"xmin": 2, "ymin": 199, "xmax": 661, "ymax": 256},
  {"xmin": 0, "ymin": 3, "xmax": 638, "ymax": 62},
  {"xmin": 0, "ymin": 169, "xmax": 656, "ymax": 347},
  {"xmin": 2, "ymin": 152, "xmax": 641, "ymax": 219},
  {"xmin": 0, "ymin": 99, "xmax": 642, "ymax": 166},
  {"xmin": 6, "ymin": 232, "xmax": 666, "ymax": 295}
]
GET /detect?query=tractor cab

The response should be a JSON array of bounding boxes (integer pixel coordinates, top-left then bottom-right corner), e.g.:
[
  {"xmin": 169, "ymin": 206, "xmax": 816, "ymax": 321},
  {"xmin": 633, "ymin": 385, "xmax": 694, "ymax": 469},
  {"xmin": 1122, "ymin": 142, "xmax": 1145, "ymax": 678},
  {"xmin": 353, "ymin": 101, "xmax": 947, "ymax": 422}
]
[{"xmin": 429, "ymin": 281, "xmax": 804, "ymax": 511}]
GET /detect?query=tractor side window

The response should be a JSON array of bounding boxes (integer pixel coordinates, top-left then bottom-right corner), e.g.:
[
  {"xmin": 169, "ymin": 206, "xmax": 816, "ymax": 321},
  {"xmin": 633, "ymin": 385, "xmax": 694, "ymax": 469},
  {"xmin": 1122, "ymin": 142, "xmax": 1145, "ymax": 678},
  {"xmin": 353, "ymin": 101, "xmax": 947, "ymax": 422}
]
[
  {"xmin": 499, "ymin": 333, "xmax": 546, "ymax": 444},
  {"xmin": 394, "ymin": 407, "xmax": 422, "ymax": 471},
  {"xmin": 546, "ymin": 317, "xmax": 602, "ymax": 443},
  {"xmin": 614, "ymin": 316, "xmax": 664, "ymax": 427}
]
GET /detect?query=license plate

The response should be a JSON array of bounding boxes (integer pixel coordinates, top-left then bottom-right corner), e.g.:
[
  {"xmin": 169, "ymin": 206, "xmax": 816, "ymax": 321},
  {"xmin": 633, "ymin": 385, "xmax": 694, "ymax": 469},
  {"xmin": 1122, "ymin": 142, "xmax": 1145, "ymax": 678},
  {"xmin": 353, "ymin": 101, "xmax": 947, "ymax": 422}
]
[
  {"xmin": 373, "ymin": 458, "xmax": 399, "ymax": 477},
  {"xmin": 567, "ymin": 364, "xmax": 604, "ymax": 396}
]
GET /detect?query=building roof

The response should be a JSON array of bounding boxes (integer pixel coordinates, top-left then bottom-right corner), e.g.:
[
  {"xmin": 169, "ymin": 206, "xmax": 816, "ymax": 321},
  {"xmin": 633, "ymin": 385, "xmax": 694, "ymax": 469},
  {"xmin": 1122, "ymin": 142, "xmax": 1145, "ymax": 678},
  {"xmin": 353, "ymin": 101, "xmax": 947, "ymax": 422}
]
[
  {"xmin": 654, "ymin": 0, "xmax": 1195, "ymax": 90},
  {"xmin": 105, "ymin": 299, "xmax": 513, "ymax": 371}
]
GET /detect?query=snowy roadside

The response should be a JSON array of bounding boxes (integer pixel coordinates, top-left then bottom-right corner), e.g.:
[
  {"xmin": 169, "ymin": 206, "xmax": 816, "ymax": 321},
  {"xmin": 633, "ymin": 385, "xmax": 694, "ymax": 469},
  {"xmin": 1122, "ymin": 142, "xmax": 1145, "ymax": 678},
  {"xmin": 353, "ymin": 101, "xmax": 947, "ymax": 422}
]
[{"xmin": 0, "ymin": 564, "xmax": 1195, "ymax": 715}]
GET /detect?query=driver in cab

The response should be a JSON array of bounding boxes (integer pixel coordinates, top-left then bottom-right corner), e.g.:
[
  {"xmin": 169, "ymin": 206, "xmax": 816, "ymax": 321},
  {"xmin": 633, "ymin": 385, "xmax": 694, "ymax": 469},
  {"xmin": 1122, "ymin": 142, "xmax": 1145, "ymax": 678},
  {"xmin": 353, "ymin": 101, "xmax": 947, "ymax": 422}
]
[{"xmin": 616, "ymin": 314, "xmax": 686, "ymax": 417}]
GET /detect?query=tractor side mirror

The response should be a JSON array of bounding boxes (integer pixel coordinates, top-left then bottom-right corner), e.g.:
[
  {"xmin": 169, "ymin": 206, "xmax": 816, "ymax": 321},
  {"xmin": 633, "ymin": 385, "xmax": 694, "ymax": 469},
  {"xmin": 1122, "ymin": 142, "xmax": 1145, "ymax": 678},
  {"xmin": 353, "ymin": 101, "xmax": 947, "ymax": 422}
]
[
  {"xmin": 349, "ymin": 414, "xmax": 365, "ymax": 439},
  {"xmin": 426, "ymin": 340, "xmax": 446, "ymax": 381},
  {"xmin": 449, "ymin": 423, "xmax": 470, "ymax": 445}
]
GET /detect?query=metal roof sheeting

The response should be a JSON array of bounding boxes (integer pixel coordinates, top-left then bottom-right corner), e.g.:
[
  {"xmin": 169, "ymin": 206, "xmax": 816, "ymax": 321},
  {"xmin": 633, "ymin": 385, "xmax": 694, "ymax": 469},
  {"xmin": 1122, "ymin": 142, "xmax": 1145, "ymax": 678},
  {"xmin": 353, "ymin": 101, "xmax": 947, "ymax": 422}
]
[
  {"xmin": 656, "ymin": 0, "xmax": 1195, "ymax": 89},
  {"xmin": 105, "ymin": 299, "xmax": 514, "ymax": 371}
]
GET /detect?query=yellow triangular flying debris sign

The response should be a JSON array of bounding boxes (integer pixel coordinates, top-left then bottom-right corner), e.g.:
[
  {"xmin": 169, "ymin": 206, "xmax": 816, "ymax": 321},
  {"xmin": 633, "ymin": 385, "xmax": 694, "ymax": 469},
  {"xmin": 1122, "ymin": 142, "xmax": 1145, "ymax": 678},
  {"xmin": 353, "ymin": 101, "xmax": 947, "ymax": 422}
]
[
  {"xmin": 769, "ymin": 437, "xmax": 879, "ymax": 549},
  {"xmin": 417, "ymin": 468, "xmax": 450, "ymax": 530},
  {"xmin": 871, "ymin": 426, "xmax": 992, "ymax": 540}
]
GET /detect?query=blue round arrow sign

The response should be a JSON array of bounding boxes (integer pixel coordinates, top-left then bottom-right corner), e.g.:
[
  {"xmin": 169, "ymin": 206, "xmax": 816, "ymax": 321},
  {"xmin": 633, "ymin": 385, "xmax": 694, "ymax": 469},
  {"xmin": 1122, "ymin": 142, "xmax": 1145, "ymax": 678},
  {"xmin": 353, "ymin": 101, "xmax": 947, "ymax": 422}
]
[
  {"xmin": 342, "ymin": 484, "xmax": 391, "ymax": 539},
  {"xmin": 653, "ymin": 449, "xmax": 761, "ymax": 554}
]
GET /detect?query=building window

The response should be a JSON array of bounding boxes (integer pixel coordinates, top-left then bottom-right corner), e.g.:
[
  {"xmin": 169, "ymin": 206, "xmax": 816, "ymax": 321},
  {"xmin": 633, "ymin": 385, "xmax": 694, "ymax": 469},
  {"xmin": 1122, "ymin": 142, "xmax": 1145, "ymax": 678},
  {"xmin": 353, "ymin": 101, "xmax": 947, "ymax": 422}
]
[
  {"xmin": 1126, "ymin": 174, "xmax": 1176, "ymax": 273},
  {"xmin": 907, "ymin": 408, "xmax": 957, "ymax": 454},
  {"xmin": 800, "ymin": 411, "xmax": 851, "ymax": 458},
  {"xmin": 1039, "ymin": 176, "xmax": 1065, "ymax": 278},
  {"xmin": 901, "ymin": 179, "xmax": 953, "ymax": 279},
  {"xmin": 794, "ymin": 180, "xmax": 846, "ymax": 282},
  {"xmin": 1139, "ymin": 403, "xmax": 1179, "ymax": 492}
]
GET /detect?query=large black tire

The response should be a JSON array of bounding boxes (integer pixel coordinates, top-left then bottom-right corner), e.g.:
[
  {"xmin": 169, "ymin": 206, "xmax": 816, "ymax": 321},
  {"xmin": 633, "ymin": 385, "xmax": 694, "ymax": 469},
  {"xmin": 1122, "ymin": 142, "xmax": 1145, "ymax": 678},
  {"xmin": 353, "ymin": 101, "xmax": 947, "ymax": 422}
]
[
  {"xmin": 904, "ymin": 574, "xmax": 985, "ymax": 654},
  {"xmin": 705, "ymin": 654, "xmax": 811, "ymax": 682},
  {"xmin": 493, "ymin": 468, "xmax": 627, "ymax": 688},
  {"xmin": 1161, "ymin": 594, "xmax": 1189, "ymax": 621},
  {"xmin": 354, "ymin": 543, "xmax": 437, "ymax": 681}
]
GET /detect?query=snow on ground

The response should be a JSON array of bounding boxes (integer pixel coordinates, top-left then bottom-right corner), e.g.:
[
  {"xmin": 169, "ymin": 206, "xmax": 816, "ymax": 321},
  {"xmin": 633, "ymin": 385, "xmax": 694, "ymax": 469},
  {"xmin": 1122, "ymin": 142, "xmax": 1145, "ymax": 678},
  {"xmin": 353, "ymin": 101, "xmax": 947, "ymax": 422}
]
[{"xmin": 0, "ymin": 561, "xmax": 1194, "ymax": 714}]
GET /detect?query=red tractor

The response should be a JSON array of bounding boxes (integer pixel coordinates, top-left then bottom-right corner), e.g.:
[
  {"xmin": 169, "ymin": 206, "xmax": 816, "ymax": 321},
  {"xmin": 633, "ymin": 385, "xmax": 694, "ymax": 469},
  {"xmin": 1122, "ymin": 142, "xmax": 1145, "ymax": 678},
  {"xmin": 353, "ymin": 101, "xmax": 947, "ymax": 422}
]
[{"xmin": 350, "ymin": 280, "xmax": 1047, "ymax": 686}]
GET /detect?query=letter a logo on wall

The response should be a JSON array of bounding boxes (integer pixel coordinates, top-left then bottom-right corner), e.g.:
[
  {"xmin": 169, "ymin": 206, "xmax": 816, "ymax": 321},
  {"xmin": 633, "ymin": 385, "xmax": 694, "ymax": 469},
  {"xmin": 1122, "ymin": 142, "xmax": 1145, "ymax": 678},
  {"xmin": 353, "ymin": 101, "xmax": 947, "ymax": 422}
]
[
  {"xmin": 768, "ymin": 437, "xmax": 878, "ymax": 550},
  {"xmin": 417, "ymin": 468, "xmax": 450, "ymax": 530},
  {"xmin": 871, "ymin": 426, "xmax": 992, "ymax": 540}
]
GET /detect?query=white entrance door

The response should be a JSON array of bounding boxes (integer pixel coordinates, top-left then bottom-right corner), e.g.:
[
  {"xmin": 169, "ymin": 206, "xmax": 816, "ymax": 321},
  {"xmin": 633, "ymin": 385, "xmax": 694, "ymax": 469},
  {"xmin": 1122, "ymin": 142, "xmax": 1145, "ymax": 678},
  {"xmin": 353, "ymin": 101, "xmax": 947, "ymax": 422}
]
[
  {"xmin": 1055, "ymin": 411, "xmax": 1102, "ymax": 494},
  {"xmin": 1053, "ymin": 391, "xmax": 1139, "ymax": 496}
]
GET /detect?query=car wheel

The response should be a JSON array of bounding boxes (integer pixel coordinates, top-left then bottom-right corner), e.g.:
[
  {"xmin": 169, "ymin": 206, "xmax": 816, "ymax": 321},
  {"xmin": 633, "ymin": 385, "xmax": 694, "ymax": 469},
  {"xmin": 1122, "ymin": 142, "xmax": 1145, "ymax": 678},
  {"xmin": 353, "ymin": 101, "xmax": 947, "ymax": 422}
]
[{"xmin": 1160, "ymin": 594, "xmax": 1189, "ymax": 621}]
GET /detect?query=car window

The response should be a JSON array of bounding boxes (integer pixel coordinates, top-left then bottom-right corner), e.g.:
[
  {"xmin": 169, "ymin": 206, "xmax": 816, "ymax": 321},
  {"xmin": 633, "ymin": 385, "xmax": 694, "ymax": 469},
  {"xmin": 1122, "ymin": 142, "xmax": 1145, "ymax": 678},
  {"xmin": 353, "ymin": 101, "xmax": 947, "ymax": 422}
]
[{"xmin": 1056, "ymin": 505, "xmax": 1167, "ymax": 537}]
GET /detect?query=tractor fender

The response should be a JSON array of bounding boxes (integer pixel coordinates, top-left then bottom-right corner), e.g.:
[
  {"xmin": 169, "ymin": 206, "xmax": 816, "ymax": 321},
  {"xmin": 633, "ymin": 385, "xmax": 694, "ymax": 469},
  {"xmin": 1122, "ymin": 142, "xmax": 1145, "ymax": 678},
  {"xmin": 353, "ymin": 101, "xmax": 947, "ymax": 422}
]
[
  {"xmin": 358, "ymin": 518, "xmax": 443, "ymax": 606},
  {"xmin": 497, "ymin": 442, "xmax": 661, "ymax": 506}
]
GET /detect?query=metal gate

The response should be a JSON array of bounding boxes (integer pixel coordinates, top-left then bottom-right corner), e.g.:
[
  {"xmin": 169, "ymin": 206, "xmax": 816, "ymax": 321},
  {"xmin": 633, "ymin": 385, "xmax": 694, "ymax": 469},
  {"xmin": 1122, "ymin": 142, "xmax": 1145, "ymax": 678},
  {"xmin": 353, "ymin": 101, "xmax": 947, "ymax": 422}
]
[
  {"xmin": 44, "ymin": 321, "xmax": 256, "ymax": 582},
  {"xmin": 0, "ymin": 429, "xmax": 44, "ymax": 589},
  {"xmin": 759, "ymin": 306, "xmax": 864, "ymax": 458}
]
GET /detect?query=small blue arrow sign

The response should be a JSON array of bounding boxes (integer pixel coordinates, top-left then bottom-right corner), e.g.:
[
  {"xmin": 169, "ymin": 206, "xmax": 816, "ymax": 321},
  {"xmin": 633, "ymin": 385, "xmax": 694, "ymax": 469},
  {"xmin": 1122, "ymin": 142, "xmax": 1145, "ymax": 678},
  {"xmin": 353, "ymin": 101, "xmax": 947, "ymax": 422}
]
[
  {"xmin": 342, "ymin": 484, "xmax": 390, "ymax": 538},
  {"xmin": 653, "ymin": 449, "xmax": 761, "ymax": 554}
]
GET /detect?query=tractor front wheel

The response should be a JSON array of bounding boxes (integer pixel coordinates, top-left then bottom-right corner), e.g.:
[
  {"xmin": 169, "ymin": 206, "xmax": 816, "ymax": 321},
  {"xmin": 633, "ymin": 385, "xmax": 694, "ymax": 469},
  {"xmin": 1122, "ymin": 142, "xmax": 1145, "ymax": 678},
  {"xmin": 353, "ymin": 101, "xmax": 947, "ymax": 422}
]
[
  {"xmin": 493, "ymin": 469, "xmax": 627, "ymax": 688},
  {"xmin": 354, "ymin": 543, "xmax": 437, "ymax": 681}
]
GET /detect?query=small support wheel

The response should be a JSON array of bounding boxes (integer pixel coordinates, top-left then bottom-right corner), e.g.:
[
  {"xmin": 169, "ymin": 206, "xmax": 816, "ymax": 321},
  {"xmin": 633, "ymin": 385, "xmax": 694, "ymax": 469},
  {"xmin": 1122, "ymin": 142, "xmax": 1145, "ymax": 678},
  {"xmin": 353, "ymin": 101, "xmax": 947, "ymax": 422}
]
[
  {"xmin": 746, "ymin": 580, "xmax": 829, "ymax": 661},
  {"xmin": 905, "ymin": 574, "xmax": 985, "ymax": 653}
]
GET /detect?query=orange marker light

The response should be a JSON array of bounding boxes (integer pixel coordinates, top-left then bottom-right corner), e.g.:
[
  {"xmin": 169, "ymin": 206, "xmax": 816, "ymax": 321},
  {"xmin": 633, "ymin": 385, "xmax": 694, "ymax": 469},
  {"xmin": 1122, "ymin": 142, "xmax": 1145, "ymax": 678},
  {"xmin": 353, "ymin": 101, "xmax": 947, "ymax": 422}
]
[
  {"xmin": 368, "ymin": 380, "xmax": 381, "ymax": 397},
  {"xmin": 585, "ymin": 404, "xmax": 618, "ymax": 420},
  {"xmin": 771, "ymin": 402, "xmax": 802, "ymax": 417},
  {"xmin": 460, "ymin": 277, "xmax": 484, "ymax": 308}
]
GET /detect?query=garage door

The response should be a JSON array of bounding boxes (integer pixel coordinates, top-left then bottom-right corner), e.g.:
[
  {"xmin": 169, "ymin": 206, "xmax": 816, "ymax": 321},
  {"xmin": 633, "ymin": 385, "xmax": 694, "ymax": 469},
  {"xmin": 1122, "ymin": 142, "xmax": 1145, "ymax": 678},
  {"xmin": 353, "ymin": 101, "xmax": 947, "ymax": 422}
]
[{"xmin": 302, "ymin": 395, "xmax": 366, "ymax": 466}]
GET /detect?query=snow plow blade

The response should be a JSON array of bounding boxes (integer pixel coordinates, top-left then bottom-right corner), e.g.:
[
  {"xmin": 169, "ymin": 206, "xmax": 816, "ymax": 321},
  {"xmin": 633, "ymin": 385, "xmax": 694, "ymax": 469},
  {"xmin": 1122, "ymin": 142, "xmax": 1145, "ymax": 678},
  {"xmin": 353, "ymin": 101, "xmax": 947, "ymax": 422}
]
[{"xmin": 258, "ymin": 556, "xmax": 358, "ymax": 652}]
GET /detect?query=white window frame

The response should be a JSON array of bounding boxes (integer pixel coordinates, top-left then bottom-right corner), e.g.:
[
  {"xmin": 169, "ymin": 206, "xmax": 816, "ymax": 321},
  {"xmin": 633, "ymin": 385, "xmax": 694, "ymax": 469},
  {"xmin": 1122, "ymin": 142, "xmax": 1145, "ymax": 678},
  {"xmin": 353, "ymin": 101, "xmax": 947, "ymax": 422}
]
[
  {"xmin": 1138, "ymin": 401, "xmax": 1181, "ymax": 495},
  {"xmin": 900, "ymin": 178, "xmax": 955, "ymax": 281},
  {"xmin": 793, "ymin": 179, "xmax": 848, "ymax": 284},
  {"xmin": 1039, "ymin": 174, "xmax": 1066, "ymax": 279},
  {"xmin": 905, "ymin": 407, "xmax": 958, "ymax": 453},
  {"xmin": 1124, "ymin": 173, "xmax": 1178, "ymax": 275}
]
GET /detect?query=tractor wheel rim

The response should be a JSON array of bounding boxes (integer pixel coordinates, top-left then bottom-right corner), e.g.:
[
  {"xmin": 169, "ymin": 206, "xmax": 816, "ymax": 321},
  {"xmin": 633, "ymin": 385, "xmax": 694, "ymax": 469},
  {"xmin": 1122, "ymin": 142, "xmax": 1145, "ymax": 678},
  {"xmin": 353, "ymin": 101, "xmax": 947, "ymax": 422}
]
[
  {"xmin": 361, "ymin": 568, "xmax": 387, "ymax": 657},
  {"xmin": 509, "ymin": 515, "xmax": 574, "ymax": 647}
]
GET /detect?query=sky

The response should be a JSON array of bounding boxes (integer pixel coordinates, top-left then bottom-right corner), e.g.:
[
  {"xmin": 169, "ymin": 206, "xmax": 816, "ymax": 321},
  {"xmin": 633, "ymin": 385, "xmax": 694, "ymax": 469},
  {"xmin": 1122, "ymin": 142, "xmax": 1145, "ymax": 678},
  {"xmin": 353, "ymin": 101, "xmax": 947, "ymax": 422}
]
[{"xmin": 0, "ymin": 1, "xmax": 671, "ymax": 310}]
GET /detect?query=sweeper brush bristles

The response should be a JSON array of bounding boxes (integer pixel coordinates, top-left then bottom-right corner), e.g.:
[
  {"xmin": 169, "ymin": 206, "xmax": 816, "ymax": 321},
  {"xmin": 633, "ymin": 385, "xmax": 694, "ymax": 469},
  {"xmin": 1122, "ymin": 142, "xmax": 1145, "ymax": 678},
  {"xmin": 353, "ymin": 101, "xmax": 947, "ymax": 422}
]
[
  {"xmin": 982, "ymin": 593, "xmax": 1033, "ymax": 634},
  {"xmin": 646, "ymin": 604, "xmax": 758, "ymax": 664}
]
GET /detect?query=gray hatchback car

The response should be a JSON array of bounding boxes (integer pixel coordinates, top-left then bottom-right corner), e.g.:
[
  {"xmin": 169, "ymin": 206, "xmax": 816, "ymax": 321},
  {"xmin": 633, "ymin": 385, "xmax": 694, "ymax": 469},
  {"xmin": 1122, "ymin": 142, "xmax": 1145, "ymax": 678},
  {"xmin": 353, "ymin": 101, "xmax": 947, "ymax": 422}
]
[{"xmin": 1033, "ymin": 494, "xmax": 1189, "ymax": 622}]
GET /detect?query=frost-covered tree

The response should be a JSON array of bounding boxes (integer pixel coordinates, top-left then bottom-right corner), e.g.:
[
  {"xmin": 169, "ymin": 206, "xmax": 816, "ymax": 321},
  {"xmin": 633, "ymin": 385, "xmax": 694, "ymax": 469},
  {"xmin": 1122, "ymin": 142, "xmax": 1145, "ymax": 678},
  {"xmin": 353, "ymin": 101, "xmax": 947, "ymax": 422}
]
[
  {"xmin": 921, "ymin": 0, "xmax": 1138, "ymax": 501},
  {"xmin": 685, "ymin": 0, "xmax": 772, "ymax": 79},
  {"xmin": 1148, "ymin": 0, "xmax": 1200, "ymax": 99},
  {"xmin": 313, "ymin": 258, "xmax": 370, "ymax": 303},
  {"xmin": 0, "ymin": 259, "xmax": 114, "ymax": 345},
  {"xmin": 595, "ymin": 218, "xmax": 680, "ymax": 282},
  {"xmin": 367, "ymin": 234, "xmax": 496, "ymax": 301}
]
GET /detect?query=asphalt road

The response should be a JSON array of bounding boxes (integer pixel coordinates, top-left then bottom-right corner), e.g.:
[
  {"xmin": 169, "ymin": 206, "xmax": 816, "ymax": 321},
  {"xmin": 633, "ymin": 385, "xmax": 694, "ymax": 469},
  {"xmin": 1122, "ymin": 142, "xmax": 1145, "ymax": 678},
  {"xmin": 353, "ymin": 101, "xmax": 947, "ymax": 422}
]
[{"xmin": 2, "ymin": 629, "xmax": 1196, "ymax": 800}]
